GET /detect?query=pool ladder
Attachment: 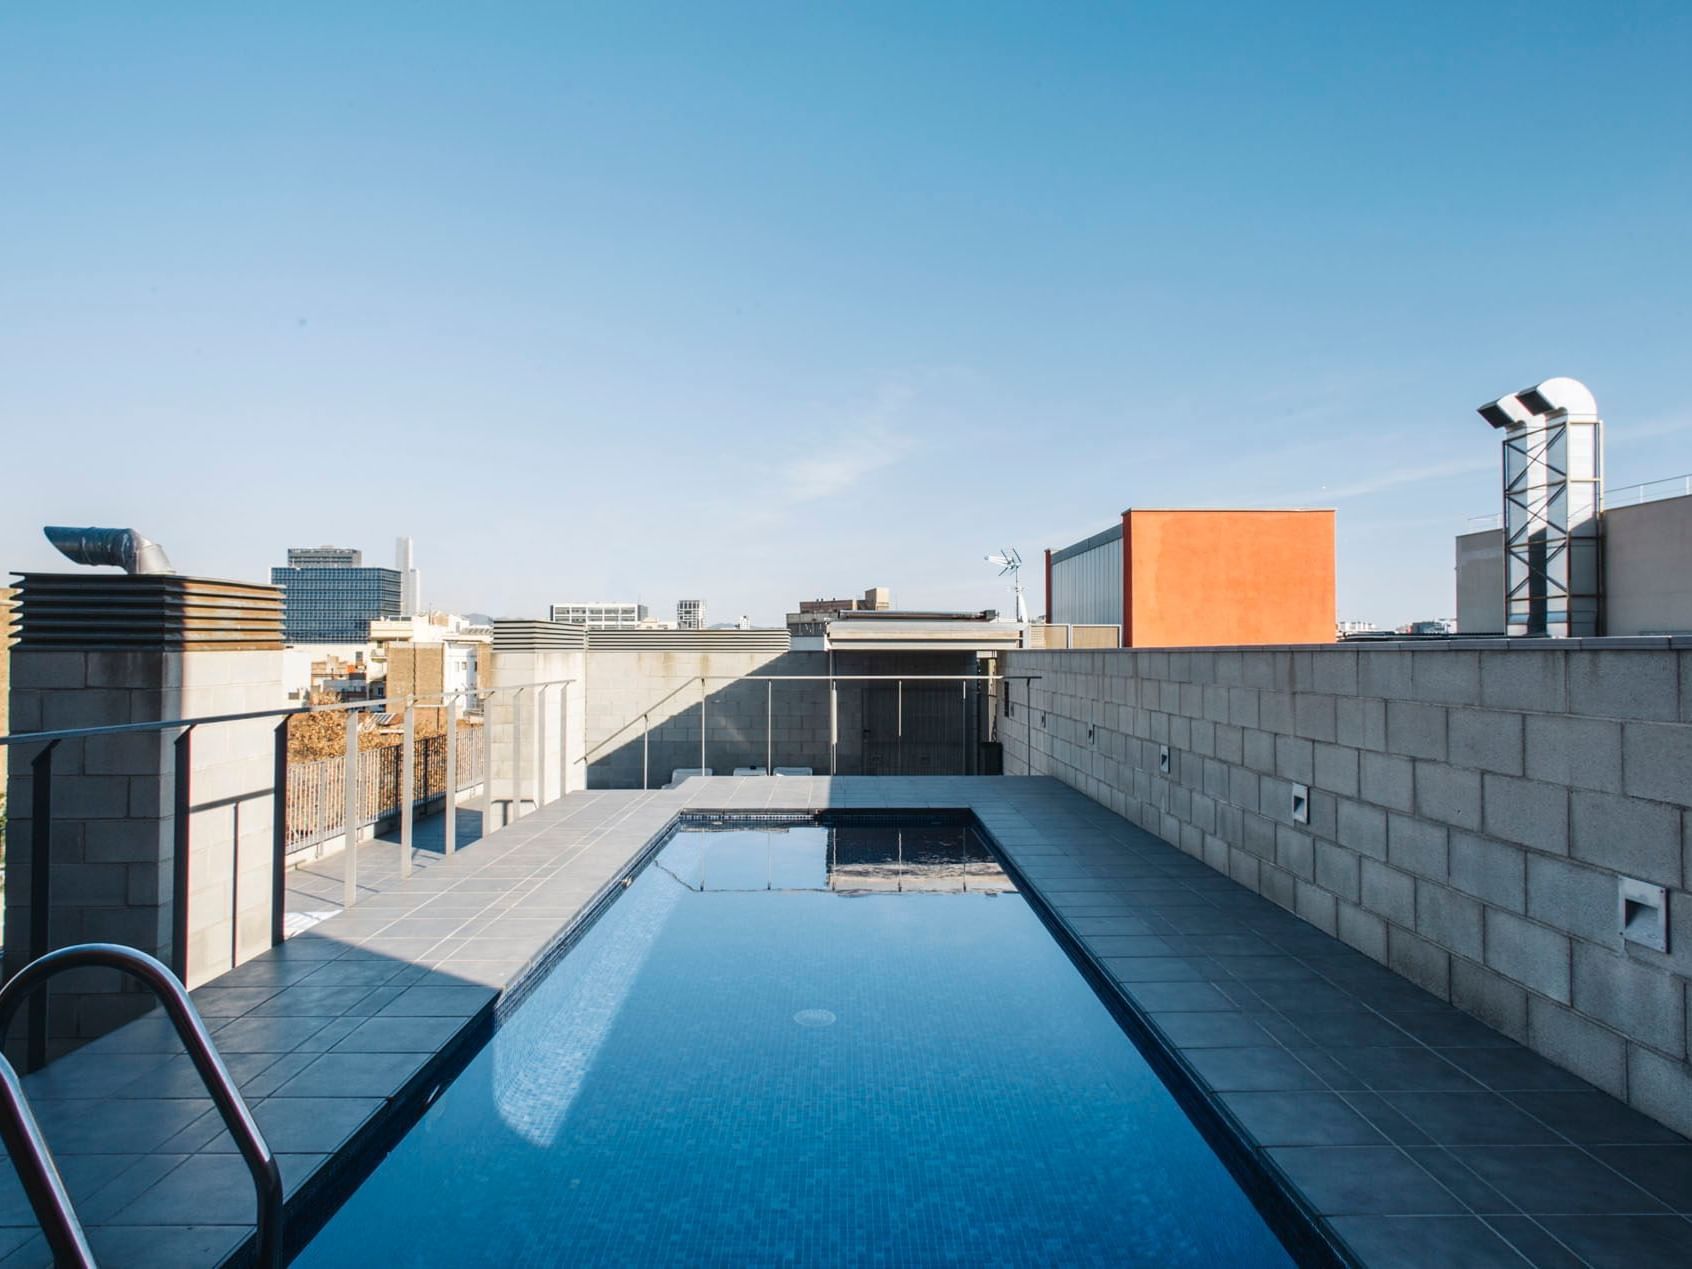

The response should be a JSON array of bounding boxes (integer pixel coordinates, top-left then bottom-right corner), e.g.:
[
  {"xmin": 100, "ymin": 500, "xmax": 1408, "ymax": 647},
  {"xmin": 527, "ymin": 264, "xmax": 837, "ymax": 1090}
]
[{"xmin": 0, "ymin": 944, "xmax": 284, "ymax": 1267}]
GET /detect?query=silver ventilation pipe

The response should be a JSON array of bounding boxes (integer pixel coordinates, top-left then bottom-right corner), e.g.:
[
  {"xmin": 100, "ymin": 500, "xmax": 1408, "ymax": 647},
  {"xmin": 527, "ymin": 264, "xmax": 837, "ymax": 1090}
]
[
  {"xmin": 1474, "ymin": 377, "xmax": 1602, "ymax": 638},
  {"xmin": 43, "ymin": 526, "xmax": 175, "ymax": 575}
]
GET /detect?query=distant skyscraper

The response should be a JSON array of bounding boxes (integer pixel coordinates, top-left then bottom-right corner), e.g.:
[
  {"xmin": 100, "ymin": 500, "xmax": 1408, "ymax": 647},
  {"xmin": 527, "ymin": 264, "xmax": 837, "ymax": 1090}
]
[
  {"xmin": 549, "ymin": 601, "xmax": 649, "ymax": 629},
  {"xmin": 287, "ymin": 545, "xmax": 362, "ymax": 568},
  {"xmin": 677, "ymin": 598, "xmax": 705, "ymax": 629},
  {"xmin": 272, "ymin": 547, "xmax": 402, "ymax": 642},
  {"xmin": 396, "ymin": 536, "xmax": 422, "ymax": 615}
]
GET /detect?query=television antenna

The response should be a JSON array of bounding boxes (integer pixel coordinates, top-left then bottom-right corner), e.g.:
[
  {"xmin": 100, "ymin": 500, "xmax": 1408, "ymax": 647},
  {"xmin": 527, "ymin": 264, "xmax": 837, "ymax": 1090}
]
[{"xmin": 984, "ymin": 547, "xmax": 1029, "ymax": 623}]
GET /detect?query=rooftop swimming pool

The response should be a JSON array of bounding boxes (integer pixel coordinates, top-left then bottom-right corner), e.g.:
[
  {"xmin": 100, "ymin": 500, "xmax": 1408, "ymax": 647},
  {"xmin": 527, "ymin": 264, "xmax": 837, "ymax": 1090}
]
[{"xmin": 299, "ymin": 814, "xmax": 1295, "ymax": 1265}]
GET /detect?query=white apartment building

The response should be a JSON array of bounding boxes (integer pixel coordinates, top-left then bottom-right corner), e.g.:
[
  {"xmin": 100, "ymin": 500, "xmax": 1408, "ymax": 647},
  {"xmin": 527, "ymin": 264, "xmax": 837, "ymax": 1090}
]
[{"xmin": 550, "ymin": 601, "xmax": 649, "ymax": 629}]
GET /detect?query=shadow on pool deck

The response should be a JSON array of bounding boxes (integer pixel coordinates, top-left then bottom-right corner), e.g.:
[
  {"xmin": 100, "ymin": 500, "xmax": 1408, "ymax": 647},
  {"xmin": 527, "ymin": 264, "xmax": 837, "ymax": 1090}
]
[
  {"xmin": 284, "ymin": 802, "xmax": 494, "ymax": 934},
  {"xmin": 0, "ymin": 785, "xmax": 684, "ymax": 1267}
]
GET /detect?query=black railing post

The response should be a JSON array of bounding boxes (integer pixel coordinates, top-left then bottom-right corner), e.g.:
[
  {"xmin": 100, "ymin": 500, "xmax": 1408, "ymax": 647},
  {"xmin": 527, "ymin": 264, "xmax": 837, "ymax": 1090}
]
[
  {"xmin": 171, "ymin": 727, "xmax": 194, "ymax": 982},
  {"xmin": 271, "ymin": 720, "xmax": 288, "ymax": 947},
  {"xmin": 25, "ymin": 740, "xmax": 60, "ymax": 1073}
]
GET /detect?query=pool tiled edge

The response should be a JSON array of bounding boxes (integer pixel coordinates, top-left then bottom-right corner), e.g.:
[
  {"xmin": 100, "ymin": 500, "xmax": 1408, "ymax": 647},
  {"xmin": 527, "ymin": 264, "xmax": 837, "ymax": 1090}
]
[
  {"xmin": 962, "ymin": 783, "xmax": 1692, "ymax": 1269},
  {"xmin": 970, "ymin": 811, "xmax": 1351, "ymax": 1269},
  {"xmin": 1, "ymin": 776, "xmax": 1686, "ymax": 1269}
]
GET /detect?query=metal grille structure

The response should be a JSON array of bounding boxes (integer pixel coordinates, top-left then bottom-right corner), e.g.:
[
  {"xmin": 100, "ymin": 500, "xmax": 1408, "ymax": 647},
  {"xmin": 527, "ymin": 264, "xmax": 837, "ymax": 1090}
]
[{"xmin": 1482, "ymin": 378, "xmax": 1603, "ymax": 638}]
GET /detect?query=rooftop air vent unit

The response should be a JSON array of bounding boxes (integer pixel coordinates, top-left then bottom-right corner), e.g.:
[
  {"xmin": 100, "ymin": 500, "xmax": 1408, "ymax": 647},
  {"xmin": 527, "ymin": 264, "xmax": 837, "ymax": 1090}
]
[
  {"xmin": 1474, "ymin": 378, "xmax": 1602, "ymax": 638},
  {"xmin": 43, "ymin": 526, "xmax": 175, "ymax": 575}
]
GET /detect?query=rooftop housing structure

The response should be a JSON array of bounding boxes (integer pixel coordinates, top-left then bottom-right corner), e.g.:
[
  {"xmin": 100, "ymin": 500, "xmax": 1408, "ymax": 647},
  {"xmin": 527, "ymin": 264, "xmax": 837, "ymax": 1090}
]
[{"xmin": 1047, "ymin": 507, "xmax": 1336, "ymax": 648}]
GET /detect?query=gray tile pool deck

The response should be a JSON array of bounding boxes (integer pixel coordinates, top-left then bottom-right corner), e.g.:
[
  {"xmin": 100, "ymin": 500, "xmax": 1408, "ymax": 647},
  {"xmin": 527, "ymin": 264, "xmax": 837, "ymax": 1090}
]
[{"xmin": 3, "ymin": 776, "xmax": 1689, "ymax": 1267}]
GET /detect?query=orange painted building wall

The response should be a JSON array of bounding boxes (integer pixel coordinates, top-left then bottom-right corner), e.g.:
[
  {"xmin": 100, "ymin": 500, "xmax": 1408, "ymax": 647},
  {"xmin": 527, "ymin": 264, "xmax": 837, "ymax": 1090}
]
[{"xmin": 1124, "ymin": 509, "xmax": 1335, "ymax": 647}]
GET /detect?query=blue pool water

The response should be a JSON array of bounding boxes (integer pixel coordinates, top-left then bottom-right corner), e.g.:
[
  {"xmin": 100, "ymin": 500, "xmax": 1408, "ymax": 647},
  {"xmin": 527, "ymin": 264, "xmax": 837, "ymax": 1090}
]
[{"xmin": 301, "ymin": 819, "xmax": 1293, "ymax": 1266}]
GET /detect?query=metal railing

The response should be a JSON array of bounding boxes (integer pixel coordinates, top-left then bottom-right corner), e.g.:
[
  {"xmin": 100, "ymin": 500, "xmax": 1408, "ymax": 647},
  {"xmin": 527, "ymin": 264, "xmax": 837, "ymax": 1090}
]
[
  {"xmin": 0, "ymin": 678, "xmax": 575, "ymax": 1071},
  {"xmin": 359, "ymin": 679, "xmax": 576, "ymax": 905},
  {"xmin": 285, "ymin": 724, "xmax": 487, "ymax": 856},
  {"xmin": 0, "ymin": 1053, "xmax": 91, "ymax": 1264},
  {"xmin": 1466, "ymin": 472, "xmax": 1692, "ymax": 531},
  {"xmin": 584, "ymin": 673, "xmax": 1042, "ymax": 788},
  {"xmin": 0, "ymin": 944, "xmax": 283, "ymax": 1266},
  {"xmin": 1606, "ymin": 472, "xmax": 1692, "ymax": 507}
]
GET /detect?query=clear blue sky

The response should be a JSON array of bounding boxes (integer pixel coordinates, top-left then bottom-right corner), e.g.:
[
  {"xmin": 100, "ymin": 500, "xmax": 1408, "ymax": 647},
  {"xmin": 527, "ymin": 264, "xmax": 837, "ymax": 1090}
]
[{"xmin": 3, "ymin": 3, "xmax": 1688, "ymax": 626}]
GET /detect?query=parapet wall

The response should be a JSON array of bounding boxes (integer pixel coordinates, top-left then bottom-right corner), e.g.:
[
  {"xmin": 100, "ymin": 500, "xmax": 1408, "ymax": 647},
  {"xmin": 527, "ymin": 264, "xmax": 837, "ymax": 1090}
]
[{"xmin": 999, "ymin": 641, "xmax": 1692, "ymax": 1135}]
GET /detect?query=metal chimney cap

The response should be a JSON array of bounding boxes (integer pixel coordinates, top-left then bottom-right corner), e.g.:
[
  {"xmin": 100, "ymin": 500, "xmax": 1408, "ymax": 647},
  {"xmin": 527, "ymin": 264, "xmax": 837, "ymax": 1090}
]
[
  {"xmin": 43, "ymin": 526, "xmax": 175, "ymax": 576},
  {"xmin": 1477, "ymin": 396, "xmax": 1533, "ymax": 429},
  {"xmin": 1516, "ymin": 376, "xmax": 1598, "ymax": 420},
  {"xmin": 1478, "ymin": 377, "xmax": 1598, "ymax": 429}
]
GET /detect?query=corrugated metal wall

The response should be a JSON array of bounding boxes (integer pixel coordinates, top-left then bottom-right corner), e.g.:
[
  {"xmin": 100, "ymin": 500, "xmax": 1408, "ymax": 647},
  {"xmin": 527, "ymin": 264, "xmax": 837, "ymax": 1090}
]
[{"xmin": 1050, "ymin": 526, "xmax": 1122, "ymax": 627}]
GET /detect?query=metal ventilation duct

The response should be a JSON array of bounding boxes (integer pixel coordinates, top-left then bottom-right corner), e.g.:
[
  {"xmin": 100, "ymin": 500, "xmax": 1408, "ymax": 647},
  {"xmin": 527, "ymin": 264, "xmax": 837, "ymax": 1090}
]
[
  {"xmin": 43, "ymin": 526, "xmax": 175, "ymax": 576},
  {"xmin": 1474, "ymin": 378, "xmax": 1602, "ymax": 638}
]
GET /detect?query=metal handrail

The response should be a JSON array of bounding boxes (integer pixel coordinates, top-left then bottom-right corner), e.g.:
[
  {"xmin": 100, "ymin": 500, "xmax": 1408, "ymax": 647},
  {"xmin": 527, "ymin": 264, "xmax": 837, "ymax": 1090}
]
[
  {"xmin": 0, "ymin": 678, "xmax": 581, "ymax": 987},
  {"xmin": 649, "ymin": 673, "xmax": 1041, "ymax": 682},
  {"xmin": 584, "ymin": 673, "xmax": 1040, "ymax": 754},
  {"xmin": 340, "ymin": 677, "xmax": 577, "ymax": 893},
  {"xmin": 0, "ymin": 945, "xmax": 284, "ymax": 1268},
  {"xmin": 0, "ymin": 678, "xmax": 579, "ymax": 750},
  {"xmin": 0, "ymin": 705, "xmax": 304, "ymax": 749},
  {"xmin": 0, "ymin": 1054, "xmax": 94, "ymax": 1266},
  {"xmin": 580, "ymin": 672, "xmax": 1042, "ymax": 785},
  {"xmin": 1467, "ymin": 471, "xmax": 1692, "ymax": 531}
]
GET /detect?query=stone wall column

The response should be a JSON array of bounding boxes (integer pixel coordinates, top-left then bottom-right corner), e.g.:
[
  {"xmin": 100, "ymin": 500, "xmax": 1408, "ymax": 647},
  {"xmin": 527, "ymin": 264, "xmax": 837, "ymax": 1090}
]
[
  {"xmin": 3, "ymin": 574, "xmax": 283, "ymax": 1060},
  {"xmin": 485, "ymin": 626, "xmax": 587, "ymax": 822}
]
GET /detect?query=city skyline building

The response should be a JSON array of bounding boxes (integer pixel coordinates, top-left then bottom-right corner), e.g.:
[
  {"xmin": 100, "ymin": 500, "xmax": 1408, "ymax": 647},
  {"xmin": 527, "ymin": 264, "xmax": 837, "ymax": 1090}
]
[
  {"xmin": 285, "ymin": 545, "xmax": 362, "ymax": 568},
  {"xmin": 549, "ymin": 601, "xmax": 650, "ymax": 629},
  {"xmin": 677, "ymin": 598, "xmax": 705, "ymax": 629},
  {"xmin": 272, "ymin": 547, "xmax": 402, "ymax": 642},
  {"xmin": 397, "ymin": 536, "xmax": 422, "ymax": 616}
]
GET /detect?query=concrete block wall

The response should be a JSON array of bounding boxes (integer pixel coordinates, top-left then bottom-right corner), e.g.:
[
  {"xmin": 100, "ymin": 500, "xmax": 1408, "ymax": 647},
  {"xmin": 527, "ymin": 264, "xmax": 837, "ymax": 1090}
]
[
  {"xmin": 5, "ymin": 647, "xmax": 284, "ymax": 1057},
  {"xmin": 177, "ymin": 651, "xmax": 286, "ymax": 987},
  {"xmin": 7, "ymin": 649, "xmax": 175, "ymax": 1052},
  {"xmin": 1000, "ymin": 642, "xmax": 1692, "ymax": 1135},
  {"xmin": 484, "ymin": 649, "xmax": 586, "ymax": 821}
]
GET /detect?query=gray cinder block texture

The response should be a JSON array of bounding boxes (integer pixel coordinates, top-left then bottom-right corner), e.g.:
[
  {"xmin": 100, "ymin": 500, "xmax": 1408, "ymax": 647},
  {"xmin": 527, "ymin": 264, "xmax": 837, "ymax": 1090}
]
[
  {"xmin": 1622, "ymin": 722, "xmax": 1692, "ymax": 808},
  {"xmin": 1451, "ymin": 957, "xmax": 1529, "ymax": 1043},
  {"xmin": 1448, "ymin": 832, "xmax": 1526, "ymax": 912},
  {"xmin": 1386, "ymin": 700, "xmax": 1447, "ymax": 761},
  {"xmin": 1416, "ymin": 882, "xmax": 1483, "ymax": 961},
  {"xmin": 1523, "ymin": 714, "xmax": 1622, "ymax": 793},
  {"xmin": 1484, "ymin": 910, "xmax": 1572, "ymax": 1003},
  {"xmin": 1447, "ymin": 709, "xmax": 1524, "ymax": 776},
  {"xmin": 1412, "ymin": 650, "xmax": 1479, "ymax": 706},
  {"xmin": 1480, "ymin": 650, "xmax": 1566, "ymax": 713},
  {"xmin": 1482, "ymin": 774, "xmax": 1569, "ymax": 854},
  {"xmin": 1568, "ymin": 651, "xmax": 1679, "ymax": 722},
  {"xmin": 1626, "ymin": 1043, "xmax": 1692, "ymax": 1137},
  {"xmin": 1414, "ymin": 762, "xmax": 1482, "ymax": 830},
  {"xmin": 1360, "ymin": 859, "xmax": 1415, "ymax": 927},
  {"xmin": 1571, "ymin": 942, "xmax": 1686, "ymax": 1058},
  {"xmin": 1359, "ymin": 752, "xmax": 1414, "ymax": 813},
  {"xmin": 1528, "ymin": 996, "xmax": 1627, "ymax": 1098},
  {"xmin": 1569, "ymin": 790, "xmax": 1681, "ymax": 889},
  {"xmin": 998, "ymin": 644, "xmax": 1691, "ymax": 1136}
]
